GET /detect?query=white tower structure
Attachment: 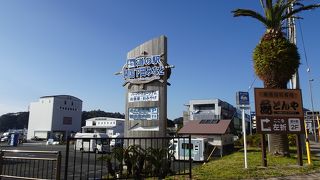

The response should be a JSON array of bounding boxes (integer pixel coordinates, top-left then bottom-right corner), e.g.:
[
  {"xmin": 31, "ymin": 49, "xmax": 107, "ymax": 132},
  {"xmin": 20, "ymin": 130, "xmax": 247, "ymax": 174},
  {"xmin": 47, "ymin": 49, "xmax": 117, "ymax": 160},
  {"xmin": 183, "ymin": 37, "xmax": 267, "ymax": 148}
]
[{"xmin": 27, "ymin": 95, "xmax": 82, "ymax": 140}]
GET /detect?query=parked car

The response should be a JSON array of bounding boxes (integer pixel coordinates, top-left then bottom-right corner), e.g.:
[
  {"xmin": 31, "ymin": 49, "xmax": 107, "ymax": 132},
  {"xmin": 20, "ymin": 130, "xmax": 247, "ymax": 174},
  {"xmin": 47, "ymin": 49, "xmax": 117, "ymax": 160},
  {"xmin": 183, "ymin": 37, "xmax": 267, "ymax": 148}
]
[
  {"xmin": 31, "ymin": 136, "xmax": 45, "ymax": 141},
  {"xmin": 1, "ymin": 136, "xmax": 8, "ymax": 142}
]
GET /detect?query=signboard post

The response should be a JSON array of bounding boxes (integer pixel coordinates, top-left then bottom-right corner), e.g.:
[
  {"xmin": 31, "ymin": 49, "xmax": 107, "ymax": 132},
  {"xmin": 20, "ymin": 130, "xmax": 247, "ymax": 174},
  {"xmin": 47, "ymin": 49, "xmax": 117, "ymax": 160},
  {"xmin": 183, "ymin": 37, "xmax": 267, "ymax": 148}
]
[
  {"xmin": 117, "ymin": 36, "xmax": 173, "ymax": 148},
  {"xmin": 236, "ymin": 91, "xmax": 250, "ymax": 169},
  {"xmin": 254, "ymin": 88, "xmax": 304, "ymax": 166}
]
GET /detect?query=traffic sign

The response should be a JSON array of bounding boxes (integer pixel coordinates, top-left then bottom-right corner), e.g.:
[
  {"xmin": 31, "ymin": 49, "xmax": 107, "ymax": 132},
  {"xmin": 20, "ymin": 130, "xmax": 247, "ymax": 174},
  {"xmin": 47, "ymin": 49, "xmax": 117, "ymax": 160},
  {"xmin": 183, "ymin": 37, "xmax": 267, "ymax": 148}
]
[{"xmin": 236, "ymin": 91, "xmax": 250, "ymax": 106}]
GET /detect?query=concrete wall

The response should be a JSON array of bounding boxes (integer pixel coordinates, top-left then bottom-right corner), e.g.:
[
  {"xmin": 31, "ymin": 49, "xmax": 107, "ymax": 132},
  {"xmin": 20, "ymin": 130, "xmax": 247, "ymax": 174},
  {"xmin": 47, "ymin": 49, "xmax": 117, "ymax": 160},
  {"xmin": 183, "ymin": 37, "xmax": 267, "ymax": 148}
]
[
  {"xmin": 83, "ymin": 117, "xmax": 125, "ymax": 137},
  {"xmin": 188, "ymin": 99, "xmax": 220, "ymax": 121},
  {"xmin": 51, "ymin": 96, "xmax": 82, "ymax": 133},
  {"xmin": 27, "ymin": 97, "xmax": 54, "ymax": 139}
]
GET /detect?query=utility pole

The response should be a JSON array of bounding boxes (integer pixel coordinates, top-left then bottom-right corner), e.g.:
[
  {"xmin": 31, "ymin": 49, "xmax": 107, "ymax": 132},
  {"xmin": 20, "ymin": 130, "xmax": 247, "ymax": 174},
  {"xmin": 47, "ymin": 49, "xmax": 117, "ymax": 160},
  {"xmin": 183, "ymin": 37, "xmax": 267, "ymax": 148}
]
[{"xmin": 288, "ymin": 3, "xmax": 303, "ymax": 166}]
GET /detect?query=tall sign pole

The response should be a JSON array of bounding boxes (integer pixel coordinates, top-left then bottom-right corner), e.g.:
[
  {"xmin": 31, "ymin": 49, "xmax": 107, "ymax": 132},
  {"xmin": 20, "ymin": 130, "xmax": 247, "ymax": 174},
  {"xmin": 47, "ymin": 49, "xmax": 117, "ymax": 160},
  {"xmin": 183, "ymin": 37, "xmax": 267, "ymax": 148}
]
[
  {"xmin": 236, "ymin": 91, "xmax": 250, "ymax": 169},
  {"xmin": 116, "ymin": 36, "xmax": 173, "ymax": 148}
]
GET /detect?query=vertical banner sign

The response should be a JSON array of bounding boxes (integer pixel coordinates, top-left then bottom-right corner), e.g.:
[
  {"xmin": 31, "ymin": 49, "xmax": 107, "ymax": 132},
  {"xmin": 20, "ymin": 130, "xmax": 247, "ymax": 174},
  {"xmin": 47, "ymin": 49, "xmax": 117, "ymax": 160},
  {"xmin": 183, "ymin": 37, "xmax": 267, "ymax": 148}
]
[
  {"xmin": 254, "ymin": 88, "xmax": 304, "ymax": 134},
  {"xmin": 120, "ymin": 35, "xmax": 172, "ymax": 143}
]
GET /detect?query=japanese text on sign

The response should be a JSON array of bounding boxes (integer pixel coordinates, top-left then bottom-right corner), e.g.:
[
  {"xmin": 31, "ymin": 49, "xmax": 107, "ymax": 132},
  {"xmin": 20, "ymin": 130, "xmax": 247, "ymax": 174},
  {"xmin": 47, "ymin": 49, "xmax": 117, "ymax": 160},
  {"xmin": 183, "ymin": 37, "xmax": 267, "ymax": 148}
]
[
  {"xmin": 258, "ymin": 117, "xmax": 303, "ymax": 133},
  {"xmin": 128, "ymin": 91, "xmax": 159, "ymax": 102},
  {"xmin": 254, "ymin": 88, "xmax": 304, "ymax": 134},
  {"xmin": 128, "ymin": 107, "xmax": 158, "ymax": 120},
  {"xmin": 123, "ymin": 55, "xmax": 165, "ymax": 80},
  {"xmin": 255, "ymin": 89, "xmax": 303, "ymax": 117}
]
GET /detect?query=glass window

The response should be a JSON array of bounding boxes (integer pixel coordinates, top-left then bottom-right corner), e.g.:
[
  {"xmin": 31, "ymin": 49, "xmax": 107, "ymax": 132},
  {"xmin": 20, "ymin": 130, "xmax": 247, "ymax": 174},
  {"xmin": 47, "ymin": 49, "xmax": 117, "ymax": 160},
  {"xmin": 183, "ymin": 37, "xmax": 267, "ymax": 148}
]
[{"xmin": 182, "ymin": 143, "xmax": 193, "ymax": 150}]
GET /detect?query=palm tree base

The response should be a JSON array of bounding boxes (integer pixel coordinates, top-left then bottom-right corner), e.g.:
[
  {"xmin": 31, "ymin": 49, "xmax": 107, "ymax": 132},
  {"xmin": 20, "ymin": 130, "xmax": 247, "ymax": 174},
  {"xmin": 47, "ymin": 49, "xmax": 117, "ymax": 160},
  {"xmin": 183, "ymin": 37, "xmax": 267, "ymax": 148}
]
[{"xmin": 269, "ymin": 134, "xmax": 290, "ymax": 157}]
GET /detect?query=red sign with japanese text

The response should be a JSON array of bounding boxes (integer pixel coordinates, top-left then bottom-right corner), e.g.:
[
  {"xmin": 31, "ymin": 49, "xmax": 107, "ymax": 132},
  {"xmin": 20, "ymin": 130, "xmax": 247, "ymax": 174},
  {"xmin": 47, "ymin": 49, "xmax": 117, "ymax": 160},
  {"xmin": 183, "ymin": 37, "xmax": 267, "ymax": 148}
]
[{"xmin": 254, "ymin": 88, "xmax": 304, "ymax": 134}]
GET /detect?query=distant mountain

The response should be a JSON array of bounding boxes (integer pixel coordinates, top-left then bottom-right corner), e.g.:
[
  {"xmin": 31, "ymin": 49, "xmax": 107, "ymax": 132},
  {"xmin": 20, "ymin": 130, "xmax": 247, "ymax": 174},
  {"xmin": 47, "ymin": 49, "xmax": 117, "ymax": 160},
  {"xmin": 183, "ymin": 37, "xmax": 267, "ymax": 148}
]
[
  {"xmin": 0, "ymin": 110, "xmax": 179, "ymax": 132},
  {"xmin": 0, "ymin": 112, "xmax": 29, "ymax": 132},
  {"xmin": 0, "ymin": 110, "xmax": 125, "ymax": 132}
]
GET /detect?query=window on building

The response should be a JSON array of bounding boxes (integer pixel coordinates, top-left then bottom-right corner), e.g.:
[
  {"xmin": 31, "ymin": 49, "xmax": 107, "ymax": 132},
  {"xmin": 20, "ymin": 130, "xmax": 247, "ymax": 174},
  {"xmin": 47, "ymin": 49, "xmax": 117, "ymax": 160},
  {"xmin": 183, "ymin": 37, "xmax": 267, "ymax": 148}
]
[
  {"xmin": 64, "ymin": 101, "xmax": 66, "ymax": 105},
  {"xmin": 63, "ymin": 117, "xmax": 72, "ymax": 125},
  {"xmin": 199, "ymin": 119, "xmax": 219, "ymax": 124},
  {"xmin": 182, "ymin": 143, "xmax": 193, "ymax": 150},
  {"xmin": 195, "ymin": 104, "xmax": 215, "ymax": 111}
]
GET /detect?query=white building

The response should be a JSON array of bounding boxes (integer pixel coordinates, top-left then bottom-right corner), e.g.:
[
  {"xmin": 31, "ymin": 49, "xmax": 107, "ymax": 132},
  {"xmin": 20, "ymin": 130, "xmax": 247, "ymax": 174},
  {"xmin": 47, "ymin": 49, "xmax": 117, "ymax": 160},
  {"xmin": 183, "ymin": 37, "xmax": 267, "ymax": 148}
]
[
  {"xmin": 184, "ymin": 99, "xmax": 236, "ymax": 122},
  {"xmin": 183, "ymin": 99, "xmax": 250, "ymax": 136},
  {"xmin": 82, "ymin": 117, "xmax": 125, "ymax": 138},
  {"xmin": 27, "ymin": 95, "xmax": 82, "ymax": 140}
]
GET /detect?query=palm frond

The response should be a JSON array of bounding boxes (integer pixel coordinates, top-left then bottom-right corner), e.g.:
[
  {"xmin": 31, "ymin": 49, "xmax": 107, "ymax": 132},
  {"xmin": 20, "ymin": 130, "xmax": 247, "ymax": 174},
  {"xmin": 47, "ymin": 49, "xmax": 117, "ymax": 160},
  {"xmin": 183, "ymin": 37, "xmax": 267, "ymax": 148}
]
[
  {"xmin": 260, "ymin": 0, "xmax": 265, "ymax": 9},
  {"xmin": 282, "ymin": 3, "xmax": 320, "ymax": 21},
  {"xmin": 265, "ymin": 0, "xmax": 273, "ymax": 11},
  {"xmin": 232, "ymin": 9, "xmax": 268, "ymax": 26}
]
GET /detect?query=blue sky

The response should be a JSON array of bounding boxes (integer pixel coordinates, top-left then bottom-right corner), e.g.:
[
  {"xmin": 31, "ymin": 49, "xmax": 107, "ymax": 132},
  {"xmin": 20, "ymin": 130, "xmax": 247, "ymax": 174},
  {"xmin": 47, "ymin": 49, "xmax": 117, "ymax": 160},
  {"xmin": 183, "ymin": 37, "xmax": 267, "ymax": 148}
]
[{"xmin": 0, "ymin": 0, "xmax": 319, "ymax": 119}]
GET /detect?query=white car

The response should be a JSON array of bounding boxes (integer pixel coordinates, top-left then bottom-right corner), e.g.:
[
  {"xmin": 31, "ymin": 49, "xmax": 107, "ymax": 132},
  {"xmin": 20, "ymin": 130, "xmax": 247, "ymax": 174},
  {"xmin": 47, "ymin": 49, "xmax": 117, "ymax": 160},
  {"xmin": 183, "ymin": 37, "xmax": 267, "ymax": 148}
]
[{"xmin": 1, "ymin": 136, "xmax": 8, "ymax": 142}]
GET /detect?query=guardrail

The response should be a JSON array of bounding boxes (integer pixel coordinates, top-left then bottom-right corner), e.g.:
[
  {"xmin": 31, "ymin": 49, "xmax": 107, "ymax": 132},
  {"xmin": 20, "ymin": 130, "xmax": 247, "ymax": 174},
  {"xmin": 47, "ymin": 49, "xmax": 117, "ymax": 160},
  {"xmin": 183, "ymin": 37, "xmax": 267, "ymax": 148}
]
[
  {"xmin": 0, "ymin": 150, "xmax": 61, "ymax": 180},
  {"xmin": 64, "ymin": 136, "xmax": 192, "ymax": 179}
]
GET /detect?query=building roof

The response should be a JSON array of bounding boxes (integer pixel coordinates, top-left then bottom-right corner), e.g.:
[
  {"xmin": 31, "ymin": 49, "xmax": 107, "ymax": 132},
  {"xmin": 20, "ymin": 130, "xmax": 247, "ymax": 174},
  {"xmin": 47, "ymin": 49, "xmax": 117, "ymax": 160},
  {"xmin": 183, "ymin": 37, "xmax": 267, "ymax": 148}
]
[
  {"xmin": 40, "ymin": 95, "xmax": 82, "ymax": 102},
  {"xmin": 178, "ymin": 120, "xmax": 231, "ymax": 135},
  {"xmin": 85, "ymin": 117, "xmax": 125, "ymax": 121},
  {"xmin": 82, "ymin": 126, "xmax": 113, "ymax": 129}
]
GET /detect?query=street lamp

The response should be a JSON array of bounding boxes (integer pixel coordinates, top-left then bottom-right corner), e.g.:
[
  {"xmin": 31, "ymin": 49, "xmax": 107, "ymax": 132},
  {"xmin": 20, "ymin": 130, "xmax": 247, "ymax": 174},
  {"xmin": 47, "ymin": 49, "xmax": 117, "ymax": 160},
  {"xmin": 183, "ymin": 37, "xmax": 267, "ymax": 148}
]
[{"xmin": 308, "ymin": 79, "xmax": 317, "ymax": 142}]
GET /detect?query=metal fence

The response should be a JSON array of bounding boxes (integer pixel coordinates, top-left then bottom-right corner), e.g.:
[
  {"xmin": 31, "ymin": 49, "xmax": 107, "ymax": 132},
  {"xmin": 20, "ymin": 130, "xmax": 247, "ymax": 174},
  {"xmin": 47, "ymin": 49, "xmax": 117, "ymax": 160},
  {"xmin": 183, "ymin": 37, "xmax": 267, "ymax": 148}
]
[
  {"xmin": 64, "ymin": 135, "xmax": 192, "ymax": 179},
  {"xmin": 0, "ymin": 150, "xmax": 61, "ymax": 180}
]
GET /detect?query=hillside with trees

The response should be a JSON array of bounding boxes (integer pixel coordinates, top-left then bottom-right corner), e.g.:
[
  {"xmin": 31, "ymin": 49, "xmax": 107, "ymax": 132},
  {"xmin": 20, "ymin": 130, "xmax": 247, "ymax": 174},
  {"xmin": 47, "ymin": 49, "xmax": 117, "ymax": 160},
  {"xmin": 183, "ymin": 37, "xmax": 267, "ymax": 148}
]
[
  {"xmin": 0, "ymin": 112, "xmax": 29, "ymax": 132},
  {"xmin": 0, "ymin": 110, "xmax": 178, "ymax": 131}
]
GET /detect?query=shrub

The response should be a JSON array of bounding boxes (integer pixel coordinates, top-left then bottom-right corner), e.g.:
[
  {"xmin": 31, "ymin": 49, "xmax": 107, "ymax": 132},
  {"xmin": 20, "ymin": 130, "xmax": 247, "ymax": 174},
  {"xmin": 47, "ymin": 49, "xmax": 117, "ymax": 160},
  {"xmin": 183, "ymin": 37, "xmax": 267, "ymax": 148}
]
[{"xmin": 235, "ymin": 134, "xmax": 261, "ymax": 147}]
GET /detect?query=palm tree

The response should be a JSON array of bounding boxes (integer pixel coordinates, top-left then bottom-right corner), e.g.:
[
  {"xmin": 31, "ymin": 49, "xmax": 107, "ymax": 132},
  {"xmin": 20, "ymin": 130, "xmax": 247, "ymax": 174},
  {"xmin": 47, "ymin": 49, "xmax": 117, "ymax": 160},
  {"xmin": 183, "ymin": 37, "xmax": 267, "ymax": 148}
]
[{"xmin": 232, "ymin": 0, "xmax": 319, "ymax": 156}]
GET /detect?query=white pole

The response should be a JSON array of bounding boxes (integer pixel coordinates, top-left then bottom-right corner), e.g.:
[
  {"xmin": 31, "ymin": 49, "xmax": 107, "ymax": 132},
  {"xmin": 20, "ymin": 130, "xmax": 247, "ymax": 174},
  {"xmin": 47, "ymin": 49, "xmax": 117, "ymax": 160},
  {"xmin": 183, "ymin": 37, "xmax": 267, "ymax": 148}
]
[
  {"xmin": 242, "ymin": 107, "xmax": 248, "ymax": 168},
  {"xmin": 249, "ymin": 108, "xmax": 252, "ymax": 135}
]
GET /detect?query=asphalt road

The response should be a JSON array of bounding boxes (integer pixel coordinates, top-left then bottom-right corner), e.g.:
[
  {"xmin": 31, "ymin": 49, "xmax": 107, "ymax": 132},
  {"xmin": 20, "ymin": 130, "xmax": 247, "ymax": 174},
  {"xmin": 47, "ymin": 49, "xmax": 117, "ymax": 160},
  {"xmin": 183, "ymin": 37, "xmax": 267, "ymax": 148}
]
[
  {"xmin": 0, "ymin": 142, "xmax": 109, "ymax": 179},
  {"xmin": 0, "ymin": 142, "xmax": 192, "ymax": 179}
]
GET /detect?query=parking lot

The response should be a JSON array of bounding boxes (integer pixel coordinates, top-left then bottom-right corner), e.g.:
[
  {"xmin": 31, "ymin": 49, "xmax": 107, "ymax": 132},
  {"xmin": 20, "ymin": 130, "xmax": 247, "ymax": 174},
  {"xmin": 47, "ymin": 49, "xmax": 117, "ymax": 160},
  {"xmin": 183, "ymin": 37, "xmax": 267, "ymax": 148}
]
[
  {"xmin": 0, "ymin": 141, "xmax": 108, "ymax": 179},
  {"xmin": 1, "ymin": 141, "xmax": 193, "ymax": 179}
]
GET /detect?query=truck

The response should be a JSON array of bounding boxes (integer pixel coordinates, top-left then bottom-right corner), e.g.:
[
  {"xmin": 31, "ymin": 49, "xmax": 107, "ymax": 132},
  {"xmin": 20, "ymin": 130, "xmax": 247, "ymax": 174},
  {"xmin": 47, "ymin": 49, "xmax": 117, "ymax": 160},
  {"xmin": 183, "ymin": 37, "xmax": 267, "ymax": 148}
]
[{"xmin": 74, "ymin": 133, "xmax": 110, "ymax": 153}]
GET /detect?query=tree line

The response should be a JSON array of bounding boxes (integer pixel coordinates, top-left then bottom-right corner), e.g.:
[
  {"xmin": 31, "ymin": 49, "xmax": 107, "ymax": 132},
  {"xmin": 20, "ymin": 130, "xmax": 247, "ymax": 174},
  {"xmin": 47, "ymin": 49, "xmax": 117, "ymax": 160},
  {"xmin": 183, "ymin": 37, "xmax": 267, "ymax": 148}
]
[{"xmin": 0, "ymin": 110, "xmax": 182, "ymax": 132}]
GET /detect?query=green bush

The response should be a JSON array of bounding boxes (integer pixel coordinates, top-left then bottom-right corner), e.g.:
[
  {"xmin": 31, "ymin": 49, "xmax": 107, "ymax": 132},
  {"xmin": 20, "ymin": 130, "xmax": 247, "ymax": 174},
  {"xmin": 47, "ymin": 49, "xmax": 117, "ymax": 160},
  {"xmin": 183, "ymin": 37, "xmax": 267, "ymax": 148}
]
[
  {"xmin": 235, "ymin": 134, "xmax": 261, "ymax": 147},
  {"xmin": 288, "ymin": 134, "xmax": 296, "ymax": 146}
]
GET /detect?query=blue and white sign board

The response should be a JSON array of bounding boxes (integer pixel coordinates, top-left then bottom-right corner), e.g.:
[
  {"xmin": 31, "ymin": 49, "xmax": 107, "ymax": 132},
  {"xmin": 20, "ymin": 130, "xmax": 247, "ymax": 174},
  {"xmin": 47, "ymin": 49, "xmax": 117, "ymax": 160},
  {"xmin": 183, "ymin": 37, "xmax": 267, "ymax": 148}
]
[
  {"xmin": 128, "ymin": 91, "xmax": 159, "ymax": 102},
  {"xmin": 128, "ymin": 107, "xmax": 158, "ymax": 120},
  {"xmin": 123, "ymin": 55, "xmax": 165, "ymax": 80},
  {"xmin": 236, "ymin": 91, "xmax": 250, "ymax": 106}
]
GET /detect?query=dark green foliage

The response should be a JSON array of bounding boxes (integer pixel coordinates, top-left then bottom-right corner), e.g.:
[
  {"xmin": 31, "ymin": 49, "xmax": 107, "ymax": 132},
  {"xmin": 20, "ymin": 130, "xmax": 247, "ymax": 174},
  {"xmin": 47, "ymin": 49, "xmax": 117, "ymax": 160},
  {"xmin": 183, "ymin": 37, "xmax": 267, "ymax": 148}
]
[
  {"xmin": 0, "ymin": 112, "xmax": 29, "ymax": 132},
  {"xmin": 253, "ymin": 36, "xmax": 300, "ymax": 88},
  {"xmin": 100, "ymin": 145, "xmax": 173, "ymax": 179},
  {"xmin": 235, "ymin": 134, "xmax": 261, "ymax": 147},
  {"xmin": 167, "ymin": 119, "xmax": 175, "ymax": 127},
  {"xmin": 287, "ymin": 134, "xmax": 297, "ymax": 146},
  {"xmin": 173, "ymin": 117, "xmax": 183, "ymax": 125}
]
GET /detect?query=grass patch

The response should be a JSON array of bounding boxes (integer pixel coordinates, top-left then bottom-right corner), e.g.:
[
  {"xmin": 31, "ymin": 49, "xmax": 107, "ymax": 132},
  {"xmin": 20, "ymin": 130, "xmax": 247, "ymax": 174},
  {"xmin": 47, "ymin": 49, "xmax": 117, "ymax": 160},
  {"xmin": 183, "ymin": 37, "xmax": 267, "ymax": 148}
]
[{"xmin": 168, "ymin": 147, "xmax": 320, "ymax": 180}]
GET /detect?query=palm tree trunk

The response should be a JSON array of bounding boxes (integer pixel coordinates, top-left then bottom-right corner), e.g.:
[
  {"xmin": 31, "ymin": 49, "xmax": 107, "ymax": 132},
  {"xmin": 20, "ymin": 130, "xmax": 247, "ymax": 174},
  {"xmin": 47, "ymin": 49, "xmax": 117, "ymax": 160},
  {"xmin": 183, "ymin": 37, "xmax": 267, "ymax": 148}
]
[
  {"xmin": 264, "ymin": 81, "xmax": 290, "ymax": 156},
  {"xmin": 269, "ymin": 134, "xmax": 290, "ymax": 156}
]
